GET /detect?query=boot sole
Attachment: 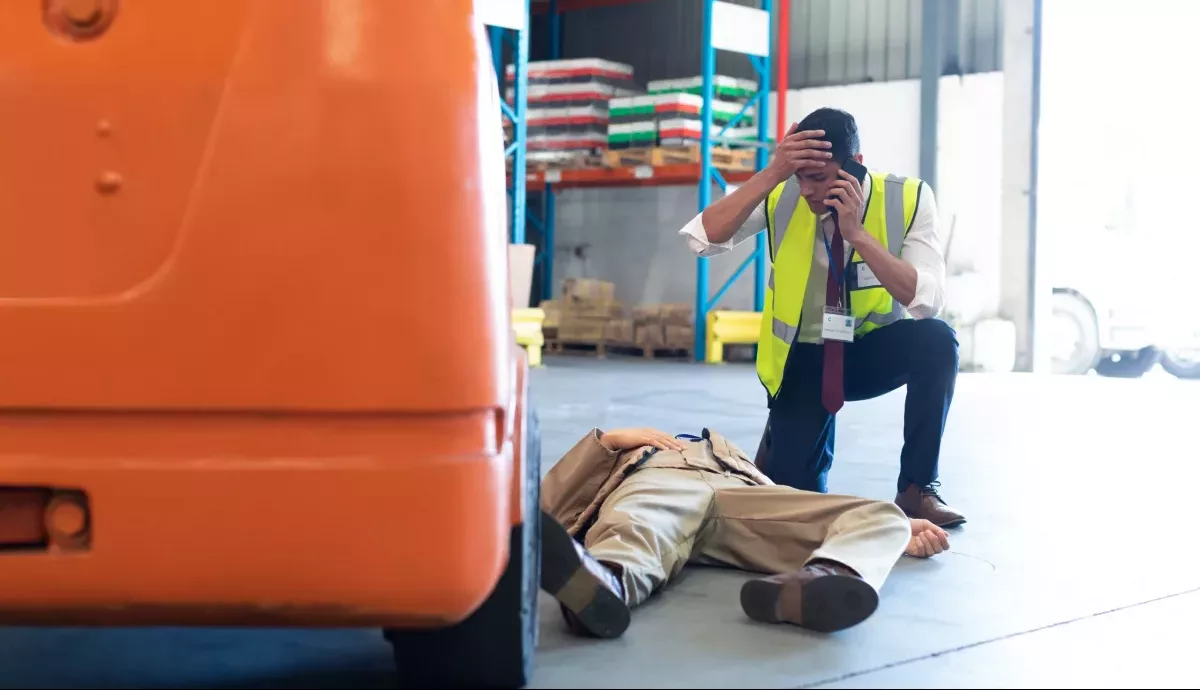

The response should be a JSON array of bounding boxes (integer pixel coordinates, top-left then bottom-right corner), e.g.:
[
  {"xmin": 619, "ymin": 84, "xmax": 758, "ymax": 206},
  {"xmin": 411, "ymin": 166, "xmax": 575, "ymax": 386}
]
[
  {"xmin": 740, "ymin": 573, "xmax": 878, "ymax": 633},
  {"xmin": 539, "ymin": 510, "xmax": 630, "ymax": 639}
]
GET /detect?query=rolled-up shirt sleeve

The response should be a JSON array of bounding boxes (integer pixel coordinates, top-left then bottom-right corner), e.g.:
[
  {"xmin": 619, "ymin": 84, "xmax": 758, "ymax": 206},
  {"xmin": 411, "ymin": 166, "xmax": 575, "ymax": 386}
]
[
  {"xmin": 678, "ymin": 200, "xmax": 768, "ymax": 257},
  {"xmin": 898, "ymin": 183, "xmax": 947, "ymax": 319}
]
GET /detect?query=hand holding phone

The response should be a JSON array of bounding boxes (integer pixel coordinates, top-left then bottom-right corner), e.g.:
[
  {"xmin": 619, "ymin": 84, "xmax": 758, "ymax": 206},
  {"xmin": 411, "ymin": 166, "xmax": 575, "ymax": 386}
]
[
  {"xmin": 826, "ymin": 158, "xmax": 868, "ymax": 222},
  {"xmin": 840, "ymin": 158, "xmax": 868, "ymax": 186}
]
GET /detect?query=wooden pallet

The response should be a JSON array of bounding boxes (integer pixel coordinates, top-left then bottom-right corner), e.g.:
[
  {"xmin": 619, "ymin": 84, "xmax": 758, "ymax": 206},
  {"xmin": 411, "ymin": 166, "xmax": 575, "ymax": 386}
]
[
  {"xmin": 525, "ymin": 154, "xmax": 605, "ymax": 172},
  {"xmin": 546, "ymin": 340, "xmax": 693, "ymax": 361},
  {"xmin": 602, "ymin": 146, "xmax": 755, "ymax": 171}
]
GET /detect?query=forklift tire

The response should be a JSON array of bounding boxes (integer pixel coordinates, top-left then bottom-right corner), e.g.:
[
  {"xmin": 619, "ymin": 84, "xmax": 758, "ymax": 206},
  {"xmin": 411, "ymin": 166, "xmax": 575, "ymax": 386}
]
[{"xmin": 386, "ymin": 407, "xmax": 542, "ymax": 689}]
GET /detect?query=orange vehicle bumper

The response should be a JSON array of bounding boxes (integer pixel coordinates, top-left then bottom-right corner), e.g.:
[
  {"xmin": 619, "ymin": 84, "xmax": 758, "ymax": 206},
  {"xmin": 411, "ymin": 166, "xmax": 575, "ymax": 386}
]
[{"xmin": 0, "ymin": 410, "xmax": 512, "ymax": 629}]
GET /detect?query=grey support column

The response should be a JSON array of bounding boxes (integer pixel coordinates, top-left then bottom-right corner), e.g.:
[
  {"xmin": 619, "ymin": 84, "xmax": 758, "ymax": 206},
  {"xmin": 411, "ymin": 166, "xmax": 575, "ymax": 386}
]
[
  {"xmin": 999, "ymin": 0, "xmax": 1045, "ymax": 372},
  {"xmin": 919, "ymin": 0, "xmax": 943, "ymax": 191}
]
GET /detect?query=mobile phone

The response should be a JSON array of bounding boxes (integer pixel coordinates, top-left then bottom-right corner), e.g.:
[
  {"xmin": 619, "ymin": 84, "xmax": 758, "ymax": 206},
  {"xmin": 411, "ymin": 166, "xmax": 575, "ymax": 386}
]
[
  {"xmin": 841, "ymin": 157, "xmax": 868, "ymax": 185},
  {"xmin": 827, "ymin": 157, "xmax": 868, "ymax": 214}
]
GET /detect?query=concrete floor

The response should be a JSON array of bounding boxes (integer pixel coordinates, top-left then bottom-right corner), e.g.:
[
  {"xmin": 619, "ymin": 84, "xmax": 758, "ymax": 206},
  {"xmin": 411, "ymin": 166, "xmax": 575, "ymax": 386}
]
[{"xmin": 2, "ymin": 358, "xmax": 1198, "ymax": 689}]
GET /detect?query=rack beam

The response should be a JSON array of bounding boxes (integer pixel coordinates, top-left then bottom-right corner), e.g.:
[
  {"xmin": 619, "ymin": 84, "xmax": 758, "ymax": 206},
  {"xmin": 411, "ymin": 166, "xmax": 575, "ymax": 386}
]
[{"xmin": 528, "ymin": 164, "xmax": 755, "ymax": 189}]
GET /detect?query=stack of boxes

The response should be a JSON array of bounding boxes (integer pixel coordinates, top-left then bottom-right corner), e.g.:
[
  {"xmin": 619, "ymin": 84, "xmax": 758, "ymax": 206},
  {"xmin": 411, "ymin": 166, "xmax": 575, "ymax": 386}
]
[
  {"xmin": 551, "ymin": 278, "xmax": 626, "ymax": 344},
  {"xmin": 647, "ymin": 75, "xmax": 759, "ymax": 101},
  {"xmin": 505, "ymin": 62, "xmax": 765, "ymax": 166},
  {"xmin": 505, "ymin": 59, "xmax": 641, "ymax": 167},
  {"xmin": 633, "ymin": 303, "xmax": 695, "ymax": 353},
  {"xmin": 647, "ymin": 76, "xmax": 760, "ymax": 149},
  {"xmin": 541, "ymin": 287, "xmax": 696, "ymax": 356},
  {"xmin": 607, "ymin": 93, "xmax": 755, "ymax": 150}
]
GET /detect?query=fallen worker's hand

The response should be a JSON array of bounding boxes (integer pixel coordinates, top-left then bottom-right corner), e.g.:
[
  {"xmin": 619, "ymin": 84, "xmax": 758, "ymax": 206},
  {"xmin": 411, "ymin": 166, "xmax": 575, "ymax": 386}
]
[
  {"xmin": 905, "ymin": 519, "xmax": 950, "ymax": 558},
  {"xmin": 600, "ymin": 428, "xmax": 687, "ymax": 453}
]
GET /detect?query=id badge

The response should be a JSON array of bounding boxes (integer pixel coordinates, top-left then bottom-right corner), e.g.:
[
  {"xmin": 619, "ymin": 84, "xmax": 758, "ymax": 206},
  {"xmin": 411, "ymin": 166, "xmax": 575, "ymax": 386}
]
[
  {"xmin": 821, "ymin": 307, "xmax": 855, "ymax": 343},
  {"xmin": 856, "ymin": 263, "xmax": 882, "ymax": 289}
]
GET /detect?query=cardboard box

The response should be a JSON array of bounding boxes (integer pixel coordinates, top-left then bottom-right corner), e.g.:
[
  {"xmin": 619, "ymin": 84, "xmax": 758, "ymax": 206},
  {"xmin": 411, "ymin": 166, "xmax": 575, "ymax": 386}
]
[
  {"xmin": 570, "ymin": 300, "xmax": 627, "ymax": 319},
  {"xmin": 562, "ymin": 278, "xmax": 615, "ymax": 304},
  {"xmin": 635, "ymin": 323, "xmax": 665, "ymax": 350},
  {"xmin": 634, "ymin": 303, "xmax": 692, "ymax": 326},
  {"xmin": 539, "ymin": 300, "xmax": 562, "ymax": 330},
  {"xmin": 559, "ymin": 316, "xmax": 608, "ymax": 342},
  {"xmin": 604, "ymin": 318, "xmax": 635, "ymax": 345},
  {"xmin": 665, "ymin": 324, "xmax": 694, "ymax": 350}
]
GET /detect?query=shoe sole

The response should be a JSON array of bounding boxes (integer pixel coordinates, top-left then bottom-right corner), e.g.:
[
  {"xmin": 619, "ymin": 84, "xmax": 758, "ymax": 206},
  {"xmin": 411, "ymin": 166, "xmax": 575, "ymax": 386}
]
[
  {"xmin": 740, "ymin": 574, "xmax": 879, "ymax": 633},
  {"xmin": 539, "ymin": 510, "xmax": 630, "ymax": 639},
  {"xmin": 897, "ymin": 504, "xmax": 968, "ymax": 530},
  {"xmin": 902, "ymin": 509, "xmax": 967, "ymax": 530}
]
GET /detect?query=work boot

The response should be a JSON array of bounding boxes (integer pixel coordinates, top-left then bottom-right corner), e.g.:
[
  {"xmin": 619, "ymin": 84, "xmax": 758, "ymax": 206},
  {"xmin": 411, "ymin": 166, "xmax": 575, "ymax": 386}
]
[
  {"xmin": 740, "ymin": 560, "xmax": 878, "ymax": 633},
  {"xmin": 539, "ymin": 510, "xmax": 630, "ymax": 639},
  {"xmin": 895, "ymin": 483, "xmax": 966, "ymax": 528}
]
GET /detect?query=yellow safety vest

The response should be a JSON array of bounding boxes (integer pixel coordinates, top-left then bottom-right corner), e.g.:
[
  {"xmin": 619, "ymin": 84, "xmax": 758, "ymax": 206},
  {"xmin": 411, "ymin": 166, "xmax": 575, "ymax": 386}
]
[{"xmin": 756, "ymin": 170, "xmax": 923, "ymax": 397}]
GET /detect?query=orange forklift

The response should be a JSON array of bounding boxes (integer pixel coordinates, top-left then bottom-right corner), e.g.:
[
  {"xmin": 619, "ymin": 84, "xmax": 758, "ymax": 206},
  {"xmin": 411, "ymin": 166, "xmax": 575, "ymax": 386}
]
[{"xmin": 0, "ymin": 1, "xmax": 540, "ymax": 687}]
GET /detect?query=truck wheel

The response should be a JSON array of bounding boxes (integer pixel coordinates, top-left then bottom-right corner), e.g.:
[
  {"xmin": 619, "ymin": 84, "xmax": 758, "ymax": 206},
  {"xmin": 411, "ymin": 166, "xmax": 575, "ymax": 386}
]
[
  {"xmin": 1161, "ymin": 349, "xmax": 1200, "ymax": 380},
  {"xmin": 1094, "ymin": 347, "xmax": 1160, "ymax": 379},
  {"xmin": 1050, "ymin": 291, "xmax": 1101, "ymax": 375},
  {"xmin": 386, "ymin": 406, "xmax": 542, "ymax": 689}
]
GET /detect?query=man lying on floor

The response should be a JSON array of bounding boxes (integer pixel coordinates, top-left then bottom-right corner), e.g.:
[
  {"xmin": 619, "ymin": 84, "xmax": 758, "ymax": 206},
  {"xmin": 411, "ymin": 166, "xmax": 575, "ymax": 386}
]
[{"xmin": 540, "ymin": 427, "xmax": 950, "ymax": 639}]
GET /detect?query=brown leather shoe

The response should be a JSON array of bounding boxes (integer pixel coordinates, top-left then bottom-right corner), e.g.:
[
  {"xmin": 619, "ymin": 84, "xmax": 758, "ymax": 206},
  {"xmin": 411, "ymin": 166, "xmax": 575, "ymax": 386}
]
[
  {"xmin": 739, "ymin": 560, "xmax": 879, "ymax": 633},
  {"xmin": 896, "ymin": 483, "xmax": 966, "ymax": 528},
  {"xmin": 540, "ymin": 510, "xmax": 630, "ymax": 639}
]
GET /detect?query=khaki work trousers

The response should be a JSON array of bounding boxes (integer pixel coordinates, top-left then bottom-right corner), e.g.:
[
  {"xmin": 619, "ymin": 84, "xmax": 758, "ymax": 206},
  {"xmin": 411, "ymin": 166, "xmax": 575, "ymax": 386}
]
[{"xmin": 584, "ymin": 464, "xmax": 912, "ymax": 608}]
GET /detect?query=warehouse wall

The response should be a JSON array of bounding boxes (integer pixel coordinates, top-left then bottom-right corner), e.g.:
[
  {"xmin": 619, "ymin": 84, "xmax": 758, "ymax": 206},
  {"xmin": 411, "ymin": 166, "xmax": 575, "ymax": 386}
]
[
  {"xmin": 532, "ymin": 0, "xmax": 1002, "ymax": 88},
  {"xmin": 549, "ymin": 72, "xmax": 1005, "ymax": 323}
]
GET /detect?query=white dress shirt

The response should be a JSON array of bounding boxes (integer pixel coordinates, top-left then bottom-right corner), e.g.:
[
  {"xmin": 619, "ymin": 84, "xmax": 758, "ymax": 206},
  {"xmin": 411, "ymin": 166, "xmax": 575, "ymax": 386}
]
[{"xmin": 678, "ymin": 172, "xmax": 946, "ymax": 344}]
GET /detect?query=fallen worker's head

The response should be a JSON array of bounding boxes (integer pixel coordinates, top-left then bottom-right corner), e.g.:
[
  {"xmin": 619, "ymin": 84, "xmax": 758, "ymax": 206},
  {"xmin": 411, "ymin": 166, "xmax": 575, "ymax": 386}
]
[{"xmin": 792, "ymin": 107, "xmax": 863, "ymax": 214}]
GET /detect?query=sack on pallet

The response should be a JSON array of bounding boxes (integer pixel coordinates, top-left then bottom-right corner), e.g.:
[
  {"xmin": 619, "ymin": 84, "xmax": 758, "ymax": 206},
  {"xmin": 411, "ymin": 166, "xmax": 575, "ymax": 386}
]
[
  {"xmin": 604, "ymin": 318, "xmax": 635, "ymax": 345},
  {"xmin": 635, "ymin": 323, "xmax": 665, "ymax": 350},
  {"xmin": 559, "ymin": 316, "xmax": 608, "ymax": 343}
]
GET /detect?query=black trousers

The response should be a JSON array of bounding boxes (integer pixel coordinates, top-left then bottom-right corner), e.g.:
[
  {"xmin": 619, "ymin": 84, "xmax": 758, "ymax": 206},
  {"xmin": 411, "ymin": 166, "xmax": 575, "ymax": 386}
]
[{"xmin": 761, "ymin": 318, "xmax": 959, "ymax": 494}]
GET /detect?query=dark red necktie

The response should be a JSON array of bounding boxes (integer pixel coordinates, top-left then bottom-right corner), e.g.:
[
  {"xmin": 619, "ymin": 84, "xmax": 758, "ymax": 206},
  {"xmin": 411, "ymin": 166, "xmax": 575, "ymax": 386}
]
[{"xmin": 822, "ymin": 218, "xmax": 846, "ymax": 414}]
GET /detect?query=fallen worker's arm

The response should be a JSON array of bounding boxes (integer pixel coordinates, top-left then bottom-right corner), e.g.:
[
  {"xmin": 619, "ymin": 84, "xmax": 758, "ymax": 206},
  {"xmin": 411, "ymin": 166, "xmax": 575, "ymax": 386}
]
[
  {"xmin": 541, "ymin": 429, "xmax": 617, "ymax": 528},
  {"xmin": 540, "ymin": 428, "xmax": 684, "ymax": 535}
]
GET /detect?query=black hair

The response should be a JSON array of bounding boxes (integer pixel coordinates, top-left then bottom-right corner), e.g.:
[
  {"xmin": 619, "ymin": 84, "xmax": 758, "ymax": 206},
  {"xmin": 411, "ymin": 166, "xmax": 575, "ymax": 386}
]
[{"xmin": 795, "ymin": 107, "xmax": 860, "ymax": 164}]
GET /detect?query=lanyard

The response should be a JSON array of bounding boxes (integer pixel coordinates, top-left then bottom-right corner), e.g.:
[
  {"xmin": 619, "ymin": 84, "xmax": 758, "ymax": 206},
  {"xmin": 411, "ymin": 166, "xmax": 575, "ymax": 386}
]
[{"xmin": 820, "ymin": 225, "xmax": 847, "ymax": 308}]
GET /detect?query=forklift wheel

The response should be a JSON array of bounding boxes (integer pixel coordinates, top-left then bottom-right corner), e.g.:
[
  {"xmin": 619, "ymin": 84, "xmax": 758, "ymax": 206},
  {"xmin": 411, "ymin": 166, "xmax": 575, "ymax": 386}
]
[{"xmin": 386, "ymin": 407, "xmax": 542, "ymax": 689}]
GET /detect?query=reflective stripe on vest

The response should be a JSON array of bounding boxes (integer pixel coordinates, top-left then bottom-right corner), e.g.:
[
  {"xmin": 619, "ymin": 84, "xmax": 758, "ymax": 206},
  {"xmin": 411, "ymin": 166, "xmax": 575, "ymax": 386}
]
[
  {"xmin": 853, "ymin": 174, "xmax": 910, "ymax": 330},
  {"xmin": 771, "ymin": 180, "xmax": 803, "ymax": 259}
]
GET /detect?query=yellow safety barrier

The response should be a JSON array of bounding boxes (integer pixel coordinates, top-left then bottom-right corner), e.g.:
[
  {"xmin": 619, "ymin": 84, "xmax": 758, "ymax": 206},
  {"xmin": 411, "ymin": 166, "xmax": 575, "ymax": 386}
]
[
  {"xmin": 706, "ymin": 310, "xmax": 762, "ymax": 364},
  {"xmin": 512, "ymin": 308, "xmax": 546, "ymax": 367}
]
